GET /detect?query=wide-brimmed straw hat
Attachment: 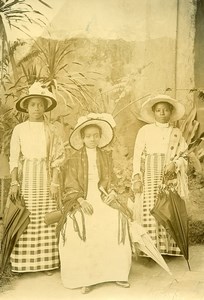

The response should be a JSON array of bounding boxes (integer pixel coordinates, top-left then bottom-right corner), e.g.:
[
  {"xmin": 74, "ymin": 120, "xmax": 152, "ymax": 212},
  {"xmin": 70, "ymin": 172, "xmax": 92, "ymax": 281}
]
[
  {"xmin": 16, "ymin": 82, "xmax": 57, "ymax": 113},
  {"xmin": 140, "ymin": 94, "xmax": 185, "ymax": 123},
  {"xmin": 69, "ymin": 113, "xmax": 116, "ymax": 150}
]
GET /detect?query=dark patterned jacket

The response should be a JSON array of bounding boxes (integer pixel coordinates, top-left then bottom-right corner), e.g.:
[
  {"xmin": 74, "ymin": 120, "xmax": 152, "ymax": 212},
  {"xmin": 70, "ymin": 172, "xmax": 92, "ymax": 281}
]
[{"xmin": 63, "ymin": 146, "xmax": 117, "ymax": 205}]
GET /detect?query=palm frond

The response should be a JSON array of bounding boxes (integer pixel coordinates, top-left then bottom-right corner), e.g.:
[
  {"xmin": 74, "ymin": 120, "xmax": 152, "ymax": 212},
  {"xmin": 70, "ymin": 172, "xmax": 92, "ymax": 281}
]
[
  {"xmin": 17, "ymin": 49, "xmax": 41, "ymax": 66},
  {"xmin": 113, "ymin": 93, "xmax": 151, "ymax": 118},
  {"xmin": 2, "ymin": 0, "xmax": 19, "ymax": 10},
  {"xmin": 72, "ymin": 61, "xmax": 82, "ymax": 66},
  {"xmin": 10, "ymin": 23, "xmax": 30, "ymax": 35},
  {"xmin": 37, "ymin": 0, "xmax": 52, "ymax": 9}
]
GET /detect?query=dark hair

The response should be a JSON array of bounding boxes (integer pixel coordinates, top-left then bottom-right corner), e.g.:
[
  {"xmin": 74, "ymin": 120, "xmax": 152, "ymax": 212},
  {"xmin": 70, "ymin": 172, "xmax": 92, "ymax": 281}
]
[
  {"xmin": 80, "ymin": 124, "xmax": 102, "ymax": 138},
  {"xmin": 23, "ymin": 97, "xmax": 48, "ymax": 110},
  {"xmin": 152, "ymin": 101, "xmax": 174, "ymax": 112}
]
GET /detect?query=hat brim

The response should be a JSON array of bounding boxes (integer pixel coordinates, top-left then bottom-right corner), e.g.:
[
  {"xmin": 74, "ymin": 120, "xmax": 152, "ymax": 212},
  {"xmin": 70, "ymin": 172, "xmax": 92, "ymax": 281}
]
[
  {"xmin": 140, "ymin": 95, "xmax": 185, "ymax": 123},
  {"xmin": 16, "ymin": 94, "xmax": 57, "ymax": 113},
  {"xmin": 69, "ymin": 119, "xmax": 114, "ymax": 150}
]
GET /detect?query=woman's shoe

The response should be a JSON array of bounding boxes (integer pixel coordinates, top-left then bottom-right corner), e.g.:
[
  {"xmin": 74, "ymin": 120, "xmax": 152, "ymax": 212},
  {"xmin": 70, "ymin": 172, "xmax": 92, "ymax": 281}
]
[
  {"xmin": 116, "ymin": 281, "xmax": 130, "ymax": 288},
  {"xmin": 81, "ymin": 286, "xmax": 91, "ymax": 294},
  {"xmin": 44, "ymin": 271, "xmax": 54, "ymax": 276}
]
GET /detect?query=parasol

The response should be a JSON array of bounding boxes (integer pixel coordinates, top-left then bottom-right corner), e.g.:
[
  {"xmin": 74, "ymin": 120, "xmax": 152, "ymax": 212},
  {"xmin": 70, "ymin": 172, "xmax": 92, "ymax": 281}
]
[
  {"xmin": 0, "ymin": 194, "xmax": 30, "ymax": 273},
  {"xmin": 100, "ymin": 187, "xmax": 172, "ymax": 275},
  {"xmin": 130, "ymin": 221, "xmax": 172, "ymax": 275},
  {"xmin": 150, "ymin": 185, "xmax": 190, "ymax": 270}
]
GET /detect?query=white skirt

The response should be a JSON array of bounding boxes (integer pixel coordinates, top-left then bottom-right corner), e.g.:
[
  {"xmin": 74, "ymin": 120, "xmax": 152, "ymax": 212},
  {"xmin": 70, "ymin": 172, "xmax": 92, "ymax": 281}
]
[{"xmin": 59, "ymin": 179, "xmax": 132, "ymax": 288}]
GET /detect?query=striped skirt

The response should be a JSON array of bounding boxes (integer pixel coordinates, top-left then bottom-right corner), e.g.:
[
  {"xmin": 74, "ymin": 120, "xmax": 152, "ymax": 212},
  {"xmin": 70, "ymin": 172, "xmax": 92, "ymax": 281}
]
[
  {"xmin": 142, "ymin": 153, "xmax": 181, "ymax": 256},
  {"xmin": 10, "ymin": 158, "xmax": 59, "ymax": 272}
]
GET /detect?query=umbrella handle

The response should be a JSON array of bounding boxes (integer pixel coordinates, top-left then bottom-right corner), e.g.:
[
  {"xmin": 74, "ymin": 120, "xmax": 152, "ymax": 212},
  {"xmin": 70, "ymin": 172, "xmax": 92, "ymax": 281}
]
[{"xmin": 187, "ymin": 260, "xmax": 191, "ymax": 271}]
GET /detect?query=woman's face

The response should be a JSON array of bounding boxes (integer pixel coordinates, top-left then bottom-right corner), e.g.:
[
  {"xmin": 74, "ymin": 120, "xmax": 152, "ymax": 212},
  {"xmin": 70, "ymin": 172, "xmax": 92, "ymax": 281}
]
[
  {"xmin": 153, "ymin": 102, "xmax": 172, "ymax": 123},
  {"xmin": 82, "ymin": 126, "xmax": 101, "ymax": 149},
  {"xmin": 27, "ymin": 97, "xmax": 45, "ymax": 121}
]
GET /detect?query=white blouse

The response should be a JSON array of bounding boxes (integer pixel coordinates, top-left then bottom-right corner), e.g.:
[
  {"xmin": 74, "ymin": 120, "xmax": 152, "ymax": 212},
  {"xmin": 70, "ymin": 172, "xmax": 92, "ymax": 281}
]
[
  {"xmin": 9, "ymin": 121, "xmax": 47, "ymax": 172},
  {"xmin": 132, "ymin": 122, "xmax": 172, "ymax": 176},
  {"xmin": 86, "ymin": 147, "xmax": 99, "ymax": 181}
]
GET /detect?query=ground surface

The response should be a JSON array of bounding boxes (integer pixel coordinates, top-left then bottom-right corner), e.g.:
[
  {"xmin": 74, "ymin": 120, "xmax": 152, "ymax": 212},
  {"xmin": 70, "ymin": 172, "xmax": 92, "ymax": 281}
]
[{"xmin": 0, "ymin": 245, "xmax": 204, "ymax": 300}]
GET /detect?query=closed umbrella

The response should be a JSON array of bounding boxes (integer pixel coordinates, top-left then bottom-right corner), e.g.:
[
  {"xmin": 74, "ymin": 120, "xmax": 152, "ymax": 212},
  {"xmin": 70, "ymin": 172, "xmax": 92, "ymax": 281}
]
[
  {"xmin": 150, "ymin": 185, "xmax": 190, "ymax": 270},
  {"xmin": 1, "ymin": 194, "xmax": 30, "ymax": 273},
  {"xmin": 0, "ymin": 148, "xmax": 10, "ymax": 216}
]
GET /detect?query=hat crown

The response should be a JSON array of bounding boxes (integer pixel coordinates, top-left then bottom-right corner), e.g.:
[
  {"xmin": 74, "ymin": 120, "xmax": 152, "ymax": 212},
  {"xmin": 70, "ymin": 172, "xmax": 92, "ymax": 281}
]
[
  {"xmin": 76, "ymin": 113, "xmax": 116, "ymax": 129},
  {"xmin": 142, "ymin": 94, "xmax": 178, "ymax": 108},
  {"xmin": 28, "ymin": 82, "xmax": 55, "ymax": 99},
  {"xmin": 16, "ymin": 81, "xmax": 57, "ymax": 113},
  {"xmin": 70, "ymin": 113, "xmax": 115, "ymax": 150},
  {"xmin": 140, "ymin": 94, "xmax": 185, "ymax": 123}
]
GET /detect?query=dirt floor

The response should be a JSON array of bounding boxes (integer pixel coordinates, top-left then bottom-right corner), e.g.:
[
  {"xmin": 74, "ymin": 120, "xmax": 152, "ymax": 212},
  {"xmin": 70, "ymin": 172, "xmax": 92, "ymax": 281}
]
[{"xmin": 0, "ymin": 245, "xmax": 204, "ymax": 300}]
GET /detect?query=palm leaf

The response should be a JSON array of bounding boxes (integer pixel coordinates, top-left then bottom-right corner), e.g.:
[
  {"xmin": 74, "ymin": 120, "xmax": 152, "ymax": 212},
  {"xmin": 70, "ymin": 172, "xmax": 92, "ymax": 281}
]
[
  {"xmin": 72, "ymin": 61, "xmax": 82, "ymax": 66},
  {"xmin": 2, "ymin": 0, "xmax": 19, "ymax": 10},
  {"xmin": 37, "ymin": 0, "xmax": 52, "ymax": 9}
]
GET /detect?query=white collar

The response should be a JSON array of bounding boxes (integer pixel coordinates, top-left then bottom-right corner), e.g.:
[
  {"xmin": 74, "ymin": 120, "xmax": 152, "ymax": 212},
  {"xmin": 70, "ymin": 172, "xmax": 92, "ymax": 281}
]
[
  {"xmin": 155, "ymin": 121, "xmax": 170, "ymax": 128},
  {"xmin": 86, "ymin": 147, "xmax": 97, "ymax": 153}
]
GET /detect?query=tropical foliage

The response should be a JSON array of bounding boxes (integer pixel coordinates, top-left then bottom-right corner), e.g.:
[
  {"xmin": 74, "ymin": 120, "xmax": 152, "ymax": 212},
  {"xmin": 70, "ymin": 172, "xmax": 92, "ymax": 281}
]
[
  {"xmin": 16, "ymin": 38, "xmax": 96, "ymax": 114},
  {"xmin": 0, "ymin": 0, "xmax": 51, "ymax": 84}
]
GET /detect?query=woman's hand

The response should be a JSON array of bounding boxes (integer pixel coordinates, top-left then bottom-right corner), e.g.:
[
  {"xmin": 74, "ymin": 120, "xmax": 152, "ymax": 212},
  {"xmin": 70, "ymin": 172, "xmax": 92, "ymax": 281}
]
[
  {"xmin": 133, "ymin": 181, "xmax": 143, "ymax": 194},
  {"xmin": 103, "ymin": 192, "xmax": 116, "ymax": 205},
  {"xmin": 164, "ymin": 162, "xmax": 176, "ymax": 175},
  {"xmin": 80, "ymin": 200, "xmax": 94, "ymax": 215},
  {"xmin": 50, "ymin": 184, "xmax": 59, "ymax": 199},
  {"xmin": 10, "ymin": 184, "xmax": 19, "ymax": 201}
]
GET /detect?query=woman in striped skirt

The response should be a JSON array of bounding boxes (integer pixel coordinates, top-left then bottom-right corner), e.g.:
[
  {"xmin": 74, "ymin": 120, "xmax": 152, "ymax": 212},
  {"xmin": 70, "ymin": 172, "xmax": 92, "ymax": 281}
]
[
  {"xmin": 132, "ymin": 95, "xmax": 188, "ymax": 256},
  {"xmin": 9, "ymin": 82, "xmax": 65, "ymax": 273}
]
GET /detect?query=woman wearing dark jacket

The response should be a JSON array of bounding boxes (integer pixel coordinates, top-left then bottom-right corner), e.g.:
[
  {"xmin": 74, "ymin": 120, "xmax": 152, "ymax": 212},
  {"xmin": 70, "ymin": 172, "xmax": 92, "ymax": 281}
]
[{"xmin": 59, "ymin": 113, "xmax": 132, "ymax": 294}]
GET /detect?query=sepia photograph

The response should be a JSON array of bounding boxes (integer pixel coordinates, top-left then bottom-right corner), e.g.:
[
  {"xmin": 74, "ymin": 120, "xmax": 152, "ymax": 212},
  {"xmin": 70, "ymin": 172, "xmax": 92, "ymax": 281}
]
[{"xmin": 0, "ymin": 0, "xmax": 204, "ymax": 299}]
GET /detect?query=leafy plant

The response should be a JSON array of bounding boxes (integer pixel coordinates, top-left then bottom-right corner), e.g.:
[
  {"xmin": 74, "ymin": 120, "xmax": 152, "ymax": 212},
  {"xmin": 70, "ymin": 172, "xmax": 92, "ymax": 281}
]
[
  {"xmin": 112, "ymin": 141, "xmax": 134, "ymax": 202},
  {"xmin": 0, "ymin": 0, "xmax": 51, "ymax": 84},
  {"xmin": 0, "ymin": 104, "xmax": 25, "ymax": 156},
  {"xmin": 189, "ymin": 219, "xmax": 204, "ymax": 245},
  {"xmin": 11, "ymin": 38, "xmax": 95, "ymax": 114}
]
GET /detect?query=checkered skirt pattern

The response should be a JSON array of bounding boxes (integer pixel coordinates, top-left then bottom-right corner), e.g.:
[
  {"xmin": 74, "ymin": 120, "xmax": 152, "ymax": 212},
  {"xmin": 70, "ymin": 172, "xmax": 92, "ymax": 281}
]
[
  {"xmin": 142, "ymin": 153, "xmax": 182, "ymax": 256},
  {"xmin": 10, "ymin": 159, "xmax": 59, "ymax": 272}
]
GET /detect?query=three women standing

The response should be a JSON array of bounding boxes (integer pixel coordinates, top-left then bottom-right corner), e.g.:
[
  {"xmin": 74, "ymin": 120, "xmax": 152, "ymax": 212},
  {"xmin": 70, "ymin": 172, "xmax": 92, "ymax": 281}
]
[
  {"xmin": 9, "ymin": 82, "xmax": 65, "ymax": 273},
  {"xmin": 132, "ymin": 95, "xmax": 188, "ymax": 255}
]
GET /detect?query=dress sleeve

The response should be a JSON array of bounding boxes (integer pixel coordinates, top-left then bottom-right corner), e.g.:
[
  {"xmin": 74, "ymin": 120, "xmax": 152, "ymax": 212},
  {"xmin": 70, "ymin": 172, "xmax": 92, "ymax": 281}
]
[
  {"xmin": 9, "ymin": 126, "xmax": 21, "ymax": 173},
  {"xmin": 132, "ymin": 126, "xmax": 146, "ymax": 177}
]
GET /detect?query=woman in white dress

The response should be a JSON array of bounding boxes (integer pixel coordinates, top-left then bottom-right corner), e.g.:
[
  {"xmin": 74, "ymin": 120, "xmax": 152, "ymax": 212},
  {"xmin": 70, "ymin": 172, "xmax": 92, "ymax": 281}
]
[
  {"xmin": 132, "ymin": 95, "xmax": 188, "ymax": 256},
  {"xmin": 9, "ymin": 82, "xmax": 65, "ymax": 273},
  {"xmin": 59, "ymin": 113, "xmax": 132, "ymax": 294}
]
